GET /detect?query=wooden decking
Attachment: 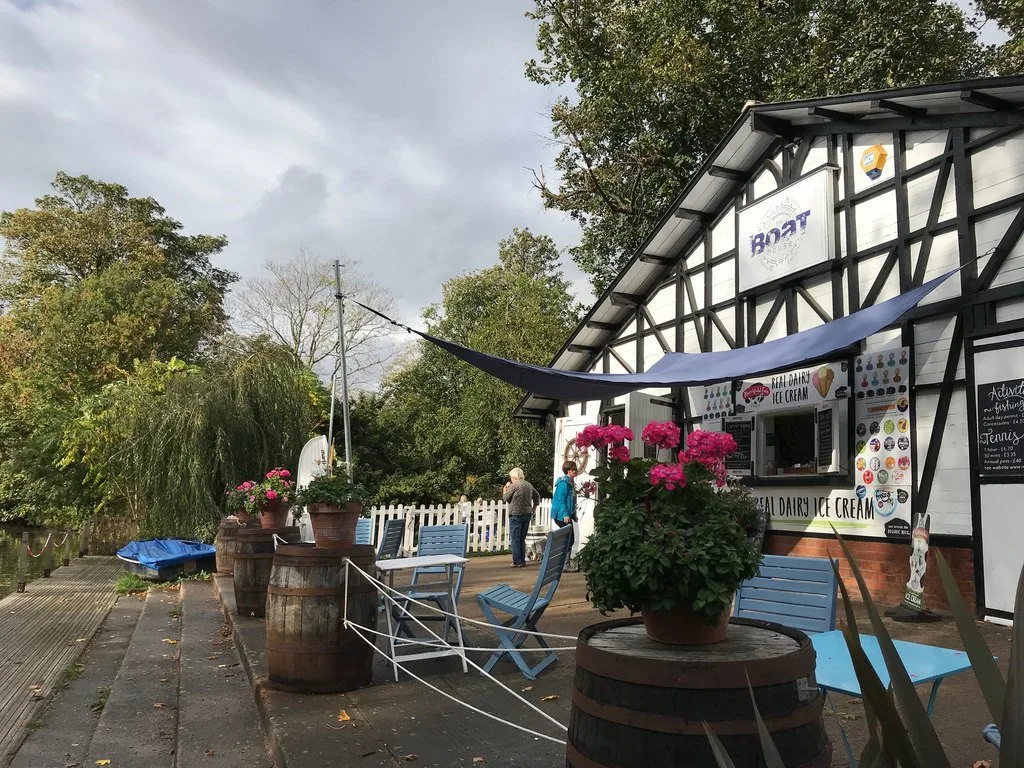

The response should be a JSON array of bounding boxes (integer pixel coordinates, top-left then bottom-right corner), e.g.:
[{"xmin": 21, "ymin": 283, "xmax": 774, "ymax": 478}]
[{"xmin": 0, "ymin": 557, "xmax": 120, "ymax": 766}]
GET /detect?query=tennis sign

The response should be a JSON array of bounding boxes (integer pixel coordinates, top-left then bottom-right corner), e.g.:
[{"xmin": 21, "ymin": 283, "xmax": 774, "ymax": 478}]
[{"xmin": 738, "ymin": 168, "xmax": 835, "ymax": 293}]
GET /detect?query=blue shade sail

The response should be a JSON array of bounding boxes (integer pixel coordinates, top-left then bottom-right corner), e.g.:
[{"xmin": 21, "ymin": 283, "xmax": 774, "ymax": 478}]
[{"xmin": 414, "ymin": 269, "xmax": 958, "ymax": 401}]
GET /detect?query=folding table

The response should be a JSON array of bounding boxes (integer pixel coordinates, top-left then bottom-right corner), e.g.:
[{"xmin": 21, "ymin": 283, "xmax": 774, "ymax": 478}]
[{"xmin": 375, "ymin": 553, "xmax": 468, "ymax": 681}]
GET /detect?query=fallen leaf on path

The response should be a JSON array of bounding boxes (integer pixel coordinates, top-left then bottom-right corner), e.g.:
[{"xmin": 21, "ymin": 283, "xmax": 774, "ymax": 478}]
[
  {"xmin": 541, "ymin": 695, "xmax": 559, "ymax": 702},
  {"xmin": 521, "ymin": 686, "xmax": 533, "ymax": 692},
  {"xmin": 473, "ymin": 758, "xmax": 485, "ymax": 764},
  {"xmin": 161, "ymin": 639, "xmax": 177, "ymax": 644},
  {"xmin": 337, "ymin": 709, "xmax": 351, "ymax": 722},
  {"xmin": 205, "ymin": 749, "xmax": 216, "ymax": 756},
  {"xmin": 207, "ymin": 655, "xmax": 219, "ymax": 660},
  {"xmin": 29, "ymin": 685, "xmax": 41, "ymax": 691},
  {"xmin": 973, "ymin": 762, "xmax": 991, "ymax": 768},
  {"xmin": 159, "ymin": 678, "xmax": 169, "ymax": 683},
  {"xmin": 95, "ymin": 761, "xmax": 111, "ymax": 766},
  {"xmin": 153, "ymin": 703, "xmax": 165, "ymax": 708},
  {"xmin": 402, "ymin": 754, "xmax": 418, "ymax": 761}
]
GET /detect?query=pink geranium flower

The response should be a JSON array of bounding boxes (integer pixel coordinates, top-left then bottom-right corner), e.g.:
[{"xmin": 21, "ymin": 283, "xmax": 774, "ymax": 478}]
[
  {"xmin": 641, "ymin": 421, "xmax": 681, "ymax": 449},
  {"xmin": 609, "ymin": 445, "xmax": 631, "ymax": 463}
]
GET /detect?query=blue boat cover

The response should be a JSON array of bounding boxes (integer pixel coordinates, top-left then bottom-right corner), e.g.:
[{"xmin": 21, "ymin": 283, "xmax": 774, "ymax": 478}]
[
  {"xmin": 117, "ymin": 539, "xmax": 216, "ymax": 569},
  {"xmin": 410, "ymin": 269, "xmax": 960, "ymax": 401}
]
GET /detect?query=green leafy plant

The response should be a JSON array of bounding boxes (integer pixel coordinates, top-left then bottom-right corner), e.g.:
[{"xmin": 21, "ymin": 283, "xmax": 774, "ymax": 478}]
[
  {"xmin": 294, "ymin": 472, "xmax": 369, "ymax": 510},
  {"xmin": 114, "ymin": 572, "xmax": 149, "ymax": 594},
  {"xmin": 704, "ymin": 531, "xmax": 1022, "ymax": 766},
  {"xmin": 575, "ymin": 423, "xmax": 760, "ymax": 621}
]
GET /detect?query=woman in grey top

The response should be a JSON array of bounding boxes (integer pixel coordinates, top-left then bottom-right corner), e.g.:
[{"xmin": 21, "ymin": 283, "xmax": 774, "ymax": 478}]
[{"xmin": 502, "ymin": 467, "xmax": 540, "ymax": 568}]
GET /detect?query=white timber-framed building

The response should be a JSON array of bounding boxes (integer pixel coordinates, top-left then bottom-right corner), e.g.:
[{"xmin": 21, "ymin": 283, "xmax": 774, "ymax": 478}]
[{"xmin": 518, "ymin": 76, "xmax": 1024, "ymax": 622}]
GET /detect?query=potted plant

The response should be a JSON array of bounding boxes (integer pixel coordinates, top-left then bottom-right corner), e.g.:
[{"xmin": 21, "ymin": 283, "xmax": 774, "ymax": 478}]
[
  {"xmin": 225, "ymin": 482, "xmax": 256, "ymax": 525},
  {"xmin": 294, "ymin": 472, "xmax": 369, "ymax": 547},
  {"xmin": 245, "ymin": 467, "xmax": 295, "ymax": 529},
  {"xmin": 574, "ymin": 421, "xmax": 761, "ymax": 645}
]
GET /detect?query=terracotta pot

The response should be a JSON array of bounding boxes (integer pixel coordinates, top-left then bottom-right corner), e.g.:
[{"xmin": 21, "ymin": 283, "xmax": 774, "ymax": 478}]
[
  {"xmin": 307, "ymin": 501, "xmax": 362, "ymax": 547},
  {"xmin": 641, "ymin": 600, "xmax": 732, "ymax": 645},
  {"xmin": 259, "ymin": 499, "xmax": 292, "ymax": 530},
  {"xmin": 232, "ymin": 509, "xmax": 254, "ymax": 526}
]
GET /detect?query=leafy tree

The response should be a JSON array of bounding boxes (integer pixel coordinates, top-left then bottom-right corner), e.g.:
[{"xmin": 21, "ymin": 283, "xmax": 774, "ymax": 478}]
[
  {"xmin": 360, "ymin": 229, "xmax": 580, "ymax": 504},
  {"xmin": 975, "ymin": 0, "xmax": 1024, "ymax": 73},
  {"xmin": 526, "ymin": 0, "xmax": 992, "ymax": 292}
]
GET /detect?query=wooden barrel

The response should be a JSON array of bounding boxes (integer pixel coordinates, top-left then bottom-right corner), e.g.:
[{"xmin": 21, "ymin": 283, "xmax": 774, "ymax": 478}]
[
  {"xmin": 214, "ymin": 518, "xmax": 241, "ymax": 575},
  {"xmin": 265, "ymin": 544, "xmax": 378, "ymax": 693},
  {"xmin": 233, "ymin": 527, "xmax": 299, "ymax": 617},
  {"xmin": 566, "ymin": 618, "xmax": 831, "ymax": 768}
]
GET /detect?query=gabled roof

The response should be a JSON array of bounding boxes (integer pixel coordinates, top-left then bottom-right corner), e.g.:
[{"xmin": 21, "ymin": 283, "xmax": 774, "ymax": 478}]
[{"xmin": 516, "ymin": 75, "xmax": 1024, "ymax": 418}]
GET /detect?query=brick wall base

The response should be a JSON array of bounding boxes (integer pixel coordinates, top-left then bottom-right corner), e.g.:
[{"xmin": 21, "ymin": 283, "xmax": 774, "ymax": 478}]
[{"xmin": 763, "ymin": 533, "xmax": 975, "ymax": 613}]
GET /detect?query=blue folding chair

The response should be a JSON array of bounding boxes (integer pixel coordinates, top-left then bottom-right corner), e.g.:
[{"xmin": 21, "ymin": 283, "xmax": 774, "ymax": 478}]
[
  {"xmin": 476, "ymin": 525, "xmax": 572, "ymax": 680},
  {"xmin": 394, "ymin": 524, "xmax": 468, "ymax": 640},
  {"xmin": 355, "ymin": 517, "xmax": 373, "ymax": 546}
]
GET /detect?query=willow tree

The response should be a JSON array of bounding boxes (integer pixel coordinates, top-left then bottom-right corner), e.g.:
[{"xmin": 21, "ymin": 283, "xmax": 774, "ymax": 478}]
[{"xmin": 64, "ymin": 341, "xmax": 328, "ymax": 538}]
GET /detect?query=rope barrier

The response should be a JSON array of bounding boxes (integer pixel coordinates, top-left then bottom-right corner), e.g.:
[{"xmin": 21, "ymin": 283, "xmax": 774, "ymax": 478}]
[
  {"xmin": 345, "ymin": 560, "xmax": 569, "ymax": 735},
  {"xmin": 53, "ymin": 531, "xmax": 71, "ymax": 548},
  {"xmin": 26, "ymin": 533, "xmax": 53, "ymax": 559},
  {"xmin": 346, "ymin": 621, "xmax": 578, "ymax": 653},
  {"xmin": 344, "ymin": 623, "xmax": 567, "ymax": 746},
  {"xmin": 346, "ymin": 560, "xmax": 580, "ymax": 642}
]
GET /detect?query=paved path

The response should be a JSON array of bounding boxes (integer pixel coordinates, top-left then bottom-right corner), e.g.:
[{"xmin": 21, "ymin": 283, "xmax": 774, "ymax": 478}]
[{"xmin": 0, "ymin": 557, "xmax": 120, "ymax": 766}]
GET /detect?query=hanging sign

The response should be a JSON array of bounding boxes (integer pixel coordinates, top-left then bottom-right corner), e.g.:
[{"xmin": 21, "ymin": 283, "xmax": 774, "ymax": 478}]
[
  {"xmin": 758, "ymin": 486, "xmax": 890, "ymax": 536},
  {"xmin": 853, "ymin": 346, "xmax": 912, "ymax": 538},
  {"xmin": 702, "ymin": 383, "xmax": 734, "ymax": 423},
  {"xmin": 976, "ymin": 378, "xmax": 1024, "ymax": 474},
  {"xmin": 737, "ymin": 168, "xmax": 836, "ymax": 292},
  {"xmin": 734, "ymin": 360, "xmax": 849, "ymax": 415}
]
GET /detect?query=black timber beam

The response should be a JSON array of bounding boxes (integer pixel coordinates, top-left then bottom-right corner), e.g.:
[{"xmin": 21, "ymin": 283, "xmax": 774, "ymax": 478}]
[
  {"xmin": 585, "ymin": 320, "xmax": 619, "ymax": 331},
  {"xmin": 870, "ymin": 99, "xmax": 927, "ymax": 118},
  {"xmin": 765, "ymin": 110, "xmax": 1024, "ymax": 138},
  {"xmin": 673, "ymin": 207, "xmax": 711, "ymax": 222},
  {"xmin": 960, "ymin": 90, "xmax": 1019, "ymax": 112},
  {"xmin": 639, "ymin": 253, "xmax": 674, "ymax": 266},
  {"xmin": 708, "ymin": 165, "xmax": 747, "ymax": 182},
  {"xmin": 610, "ymin": 292, "xmax": 643, "ymax": 307},
  {"xmin": 808, "ymin": 106, "xmax": 861, "ymax": 122},
  {"xmin": 567, "ymin": 344, "xmax": 599, "ymax": 354},
  {"xmin": 751, "ymin": 112, "xmax": 794, "ymax": 136}
]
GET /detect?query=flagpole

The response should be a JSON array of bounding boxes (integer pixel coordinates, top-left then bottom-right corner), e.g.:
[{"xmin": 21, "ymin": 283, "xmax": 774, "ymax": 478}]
[
  {"xmin": 333, "ymin": 260, "xmax": 354, "ymax": 483},
  {"xmin": 326, "ymin": 373, "xmax": 337, "ymax": 464}
]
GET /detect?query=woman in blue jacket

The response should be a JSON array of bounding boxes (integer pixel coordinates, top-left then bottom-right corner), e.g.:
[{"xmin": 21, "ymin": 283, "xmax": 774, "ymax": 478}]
[{"xmin": 551, "ymin": 461, "xmax": 578, "ymax": 570}]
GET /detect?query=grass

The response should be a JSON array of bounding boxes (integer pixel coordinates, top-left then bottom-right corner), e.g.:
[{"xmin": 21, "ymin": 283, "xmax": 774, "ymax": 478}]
[
  {"xmin": 114, "ymin": 573, "xmax": 149, "ymax": 595},
  {"xmin": 89, "ymin": 686, "xmax": 111, "ymax": 715},
  {"xmin": 60, "ymin": 661, "xmax": 85, "ymax": 689},
  {"xmin": 25, "ymin": 719, "xmax": 44, "ymax": 734},
  {"xmin": 466, "ymin": 549, "xmax": 511, "ymax": 558}
]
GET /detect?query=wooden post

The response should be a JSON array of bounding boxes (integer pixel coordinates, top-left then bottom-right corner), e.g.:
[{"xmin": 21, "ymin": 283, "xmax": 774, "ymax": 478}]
[
  {"xmin": 62, "ymin": 530, "xmax": 70, "ymax": 567},
  {"xmin": 41, "ymin": 536, "xmax": 52, "ymax": 578},
  {"xmin": 78, "ymin": 520, "xmax": 90, "ymax": 557},
  {"xmin": 16, "ymin": 532, "xmax": 28, "ymax": 592}
]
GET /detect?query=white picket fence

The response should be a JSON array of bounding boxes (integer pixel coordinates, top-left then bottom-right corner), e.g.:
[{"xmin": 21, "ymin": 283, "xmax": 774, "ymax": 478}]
[{"xmin": 365, "ymin": 499, "xmax": 553, "ymax": 555}]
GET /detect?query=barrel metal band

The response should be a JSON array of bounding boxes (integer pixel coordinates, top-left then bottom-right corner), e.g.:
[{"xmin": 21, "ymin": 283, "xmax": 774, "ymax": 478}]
[
  {"xmin": 575, "ymin": 617, "xmax": 814, "ymax": 688},
  {"xmin": 569, "ymin": 688, "xmax": 824, "ymax": 736},
  {"xmin": 268, "ymin": 586, "xmax": 346, "ymax": 597},
  {"xmin": 234, "ymin": 553, "xmax": 276, "ymax": 559},
  {"xmin": 564, "ymin": 743, "xmax": 608, "ymax": 768}
]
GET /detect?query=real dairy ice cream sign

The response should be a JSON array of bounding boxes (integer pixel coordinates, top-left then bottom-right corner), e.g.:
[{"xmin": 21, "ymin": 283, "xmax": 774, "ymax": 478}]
[
  {"xmin": 735, "ymin": 361, "xmax": 849, "ymax": 415},
  {"xmin": 738, "ymin": 168, "xmax": 835, "ymax": 293}
]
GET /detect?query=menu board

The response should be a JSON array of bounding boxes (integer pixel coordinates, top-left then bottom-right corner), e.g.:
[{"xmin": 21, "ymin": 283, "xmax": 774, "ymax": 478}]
[
  {"xmin": 816, "ymin": 407, "xmax": 834, "ymax": 470},
  {"xmin": 977, "ymin": 378, "xmax": 1024, "ymax": 474},
  {"xmin": 852, "ymin": 346, "xmax": 912, "ymax": 537},
  {"xmin": 702, "ymin": 383, "xmax": 734, "ymax": 423},
  {"xmin": 724, "ymin": 417, "xmax": 753, "ymax": 473}
]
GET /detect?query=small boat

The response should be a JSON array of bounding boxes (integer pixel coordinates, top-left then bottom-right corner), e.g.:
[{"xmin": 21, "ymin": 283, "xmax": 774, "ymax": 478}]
[{"xmin": 117, "ymin": 538, "xmax": 217, "ymax": 581}]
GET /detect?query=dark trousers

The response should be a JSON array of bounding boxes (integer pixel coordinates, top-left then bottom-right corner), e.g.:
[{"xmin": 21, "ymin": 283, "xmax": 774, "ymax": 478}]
[
  {"xmin": 553, "ymin": 517, "xmax": 575, "ymax": 568},
  {"xmin": 510, "ymin": 514, "xmax": 531, "ymax": 565}
]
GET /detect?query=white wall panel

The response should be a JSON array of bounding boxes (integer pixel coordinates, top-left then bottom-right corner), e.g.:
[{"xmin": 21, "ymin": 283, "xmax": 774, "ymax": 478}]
[
  {"xmin": 803, "ymin": 137, "xmax": 830, "ymax": 174},
  {"xmin": 647, "ymin": 284, "xmax": 676, "ymax": 326},
  {"xmin": 996, "ymin": 297, "xmax": 1024, "ymax": 323},
  {"xmin": 854, "ymin": 191, "xmax": 898, "ymax": 250},
  {"xmin": 918, "ymin": 230, "xmax": 962, "ymax": 305},
  {"xmin": 914, "ymin": 389, "xmax": 972, "ymax": 536},
  {"xmin": 906, "ymin": 167, "xmax": 955, "ymax": 233},
  {"xmin": 688, "ymin": 269, "xmax": 706, "ymax": 312},
  {"xmin": 976, "ymin": 208, "xmax": 1024, "ymax": 290},
  {"xmin": 905, "ymin": 130, "xmax": 947, "ymax": 169},
  {"xmin": 608, "ymin": 341, "xmax": 634, "ymax": 374},
  {"xmin": 862, "ymin": 329, "xmax": 903, "ymax": 352},
  {"xmin": 973, "ymin": 133, "xmax": 1024, "ymax": 210},
  {"xmin": 711, "ymin": 207, "xmax": 736, "ymax": 256},
  {"xmin": 711, "ymin": 259, "xmax": 736, "ymax": 305},
  {"xmin": 752, "ymin": 168, "xmax": 778, "ymax": 200},
  {"xmin": 914, "ymin": 315, "xmax": 963, "ymax": 385}
]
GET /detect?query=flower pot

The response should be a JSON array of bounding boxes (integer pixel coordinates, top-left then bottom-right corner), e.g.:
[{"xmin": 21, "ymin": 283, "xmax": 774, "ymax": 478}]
[
  {"xmin": 307, "ymin": 501, "xmax": 362, "ymax": 547},
  {"xmin": 234, "ymin": 509, "xmax": 255, "ymax": 526},
  {"xmin": 641, "ymin": 600, "xmax": 732, "ymax": 645},
  {"xmin": 259, "ymin": 499, "xmax": 291, "ymax": 530}
]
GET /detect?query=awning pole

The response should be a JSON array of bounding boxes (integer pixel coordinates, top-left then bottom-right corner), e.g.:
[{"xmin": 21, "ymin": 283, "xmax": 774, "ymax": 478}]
[{"xmin": 333, "ymin": 260, "xmax": 354, "ymax": 483}]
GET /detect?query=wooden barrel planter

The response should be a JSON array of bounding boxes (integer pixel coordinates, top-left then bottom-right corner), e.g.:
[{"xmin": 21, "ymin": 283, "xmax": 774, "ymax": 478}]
[
  {"xmin": 265, "ymin": 544, "xmax": 378, "ymax": 693},
  {"xmin": 214, "ymin": 517, "xmax": 241, "ymax": 575},
  {"xmin": 233, "ymin": 527, "xmax": 299, "ymax": 617},
  {"xmin": 566, "ymin": 618, "xmax": 831, "ymax": 768}
]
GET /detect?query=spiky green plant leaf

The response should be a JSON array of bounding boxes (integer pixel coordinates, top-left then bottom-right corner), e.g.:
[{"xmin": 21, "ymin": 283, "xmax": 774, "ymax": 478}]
[
  {"xmin": 999, "ymin": 562, "xmax": 1024, "ymax": 767},
  {"xmin": 832, "ymin": 528, "xmax": 950, "ymax": 767},
  {"xmin": 701, "ymin": 723, "xmax": 738, "ymax": 768},
  {"xmin": 745, "ymin": 672, "xmax": 786, "ymax": 768},
  {"xmin": 934, "ymin": 548, "xmax": 1004, "ymax": 726}
]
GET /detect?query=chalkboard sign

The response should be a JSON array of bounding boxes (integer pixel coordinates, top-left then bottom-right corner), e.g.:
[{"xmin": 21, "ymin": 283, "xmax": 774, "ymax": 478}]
[
  {"xmin": 724, "ymin": 418, "xmax": 753, "ymax": 474},
  {"xmin": 816, "ymin": 407, "xmax": 834, "ymax": 471},
  {"xmin": 977, "ymin": 378, "xmax": 1024, "ymax": 474}
]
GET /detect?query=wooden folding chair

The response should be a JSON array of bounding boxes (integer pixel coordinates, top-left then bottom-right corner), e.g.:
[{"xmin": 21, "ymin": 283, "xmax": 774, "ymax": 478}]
[
  {"xmin": 393, "ymin": 524, "xmax": 468, "ymax": 640},
  {"xmin": 476, "ymin": 525, "xmax": 572, "ymax": 680},
  {"xmin": 355, "ymin": 517, "xmax": 373, "ymax": 546},
  {"xmin": 732, "ymin": 553, "xmax": 838, "ymax": 633}
]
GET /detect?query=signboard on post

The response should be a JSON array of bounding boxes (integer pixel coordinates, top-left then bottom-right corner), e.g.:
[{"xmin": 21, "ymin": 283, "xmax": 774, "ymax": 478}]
[
  {"xmin": 976, "ymin": 377, "xmax": 1024, "ymax": 474},
  {"xmin": 737, "ymin": 168, "xmax": 836, "ymax": 293}
]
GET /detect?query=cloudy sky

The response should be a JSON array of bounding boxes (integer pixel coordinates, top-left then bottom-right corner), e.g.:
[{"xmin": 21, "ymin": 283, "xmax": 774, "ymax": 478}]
[
  {"xmin": 0, "ymin": 0, "xmax": 588, "ymax": 327},
  {"xmin": 0, "ymin": 1, "xmax": 1009, "ymax": 333}
]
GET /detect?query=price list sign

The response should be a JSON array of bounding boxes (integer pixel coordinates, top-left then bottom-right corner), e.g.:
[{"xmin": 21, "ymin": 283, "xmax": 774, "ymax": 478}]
[{"xmin": 977, "ymin": 378, "xmax": 1024, "ymax": 474}]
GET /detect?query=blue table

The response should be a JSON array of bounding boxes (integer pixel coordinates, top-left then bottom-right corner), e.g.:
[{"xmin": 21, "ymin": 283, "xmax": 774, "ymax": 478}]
[{"xmin": 812, "ymin": 630, "xmax": 973, "ymax": 715}]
